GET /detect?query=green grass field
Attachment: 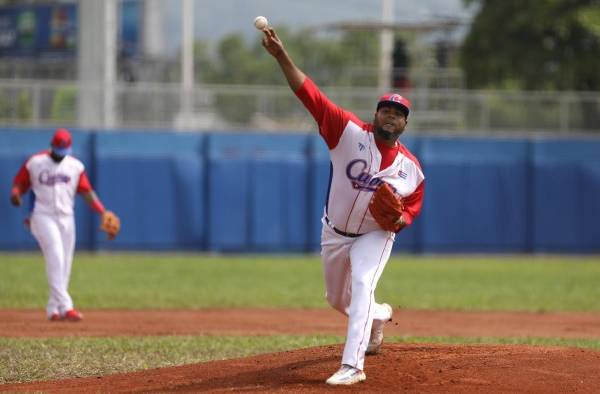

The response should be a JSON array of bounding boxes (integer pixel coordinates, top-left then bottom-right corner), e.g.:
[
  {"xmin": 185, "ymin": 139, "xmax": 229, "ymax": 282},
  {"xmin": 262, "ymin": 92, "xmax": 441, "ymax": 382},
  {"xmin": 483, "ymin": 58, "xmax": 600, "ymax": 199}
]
[
  {"xmin": 1, "ymin": 253, "xmax": 599, "ymax": 311},
  {"xmin": 1, "ymin": 252, "xmax": 599, "ymax": 383}
]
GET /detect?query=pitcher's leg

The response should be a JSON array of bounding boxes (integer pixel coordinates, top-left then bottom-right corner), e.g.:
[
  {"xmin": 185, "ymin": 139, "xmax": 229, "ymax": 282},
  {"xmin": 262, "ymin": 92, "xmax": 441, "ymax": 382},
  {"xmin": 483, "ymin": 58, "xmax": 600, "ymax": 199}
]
[
  {"xmin": 320, "ymin": 222, "xmax": 353, "ymax": 315},
  {"xmin": 341, "ymin": 230, "xmax": 394, "ymax": 370}
]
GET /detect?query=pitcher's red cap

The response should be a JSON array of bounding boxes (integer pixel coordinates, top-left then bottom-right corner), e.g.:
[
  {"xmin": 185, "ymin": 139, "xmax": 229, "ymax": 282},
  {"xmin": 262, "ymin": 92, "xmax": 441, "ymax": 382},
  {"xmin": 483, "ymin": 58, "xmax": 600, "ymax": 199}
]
[
  {"xmin": 50, "ymin": 128, "xmax": 72, "ymax": 155},
  {"xmin": 376, "ymin": 93, "xmax": 411, "ymax": 117}
]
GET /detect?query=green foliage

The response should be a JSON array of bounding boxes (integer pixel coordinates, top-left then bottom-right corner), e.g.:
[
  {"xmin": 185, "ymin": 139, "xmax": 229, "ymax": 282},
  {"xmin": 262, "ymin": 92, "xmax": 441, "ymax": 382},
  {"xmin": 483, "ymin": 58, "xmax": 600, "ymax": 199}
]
[
  {"xmin": 0, "ymin": 93, "xmax": 10, "ymax": 119},
  {"xmin": 0, "ymin": 90, "xmax": 33, "ymax": 121},
  {"xmin": 461, "ymin": 0, "xmax": 600, "ymax": 91},
  {"xmin": 197, "ymin": 28, "xmax": 379, "ymax": 87},
  {"xmin": 462, "ymin": 91, "xmax": 564, "ymax": 131},
  {"xmin": 192, "ymin": 27, "xmax": 378, "ymax": 123},
  {"xmin": 1, "ymin": 253, "xmax": 599, "ymax": 311},
  {"xmin": 577, "ymin": 4, "xmax": 600, "ymax": 39},
  {"xmin": 50, "ymin": 86, "xmax": 77, "ymax": 122},
  {"xmin": 213, "ymin": 93, "xmax": 258, "ymax": 125},
  {"xmin": 15, "ymin": 90, "xmax": 32, "ymax": 120}
]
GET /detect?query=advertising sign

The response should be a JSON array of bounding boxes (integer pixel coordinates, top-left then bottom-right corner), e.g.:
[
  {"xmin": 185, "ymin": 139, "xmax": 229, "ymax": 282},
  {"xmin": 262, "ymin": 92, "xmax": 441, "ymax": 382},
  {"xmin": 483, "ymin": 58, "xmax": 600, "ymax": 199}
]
[{"xmin": 0, "ymin": 2, "xmax": 140, "ymax": 58}]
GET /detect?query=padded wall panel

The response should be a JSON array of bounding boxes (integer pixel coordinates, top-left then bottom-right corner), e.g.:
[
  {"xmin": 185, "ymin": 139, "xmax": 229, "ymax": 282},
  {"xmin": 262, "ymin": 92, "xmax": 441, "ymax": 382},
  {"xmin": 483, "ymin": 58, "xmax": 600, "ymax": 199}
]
[
  {"xmin": 419, "ymin": 136, "xmax": 530, "ymax": 252},
  {"xmin": 531, "ymin": 138, "xmax": 600, "ymax": 252},
  {"xmin": 94, "ymin": 131, "xmax": 205, "ymax": 250}
]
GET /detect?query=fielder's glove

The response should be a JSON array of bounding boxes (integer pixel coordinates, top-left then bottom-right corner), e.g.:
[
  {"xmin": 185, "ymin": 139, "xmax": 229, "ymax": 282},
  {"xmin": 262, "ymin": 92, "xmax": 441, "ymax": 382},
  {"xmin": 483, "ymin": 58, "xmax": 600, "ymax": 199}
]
[
  {"xmin": 100, "ymin": 210, "xmax": 121, "ymax": 240},
  {"xmin": 10, "ymin": 190, "xmax": 21, "ymax": 207},
  {"xmin": 369, "ymin": 182, "xmax": 405, "ymax": 232}
]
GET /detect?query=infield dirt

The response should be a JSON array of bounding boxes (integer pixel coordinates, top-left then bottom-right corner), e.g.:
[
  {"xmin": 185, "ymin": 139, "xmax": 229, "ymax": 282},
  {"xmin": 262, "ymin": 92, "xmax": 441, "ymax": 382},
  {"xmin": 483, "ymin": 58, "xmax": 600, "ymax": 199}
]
[{"xmin": 1, "ymin": 309, "xmax": 599, "ymax": 393}]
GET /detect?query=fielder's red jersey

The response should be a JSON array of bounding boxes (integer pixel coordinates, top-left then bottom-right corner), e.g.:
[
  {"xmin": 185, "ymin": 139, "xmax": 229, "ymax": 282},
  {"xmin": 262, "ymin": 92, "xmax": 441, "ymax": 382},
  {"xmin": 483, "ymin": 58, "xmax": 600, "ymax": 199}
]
[{"xmin": 295, "ymin": 78, "xmax": 425, "ymax": 234}]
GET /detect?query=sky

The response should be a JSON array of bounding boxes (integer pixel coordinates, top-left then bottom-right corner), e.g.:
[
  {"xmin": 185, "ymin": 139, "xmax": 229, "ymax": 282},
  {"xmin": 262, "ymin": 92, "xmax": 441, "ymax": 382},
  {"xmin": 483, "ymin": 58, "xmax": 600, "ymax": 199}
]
[{"xmin": 163, "ymin": 0, "xmax": 476, "ymax": 54}]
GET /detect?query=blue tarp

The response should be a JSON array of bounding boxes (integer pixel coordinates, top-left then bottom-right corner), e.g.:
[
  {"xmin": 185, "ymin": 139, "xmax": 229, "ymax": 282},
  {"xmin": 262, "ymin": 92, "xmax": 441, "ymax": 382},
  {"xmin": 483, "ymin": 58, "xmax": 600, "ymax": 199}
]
[
  {"xmin": 1, "ymin": 128, "xmax": 599, "ymax": 253},
  {"xmin": 206, "ymin": 133, "xmax": 310, "ymax": 252}
]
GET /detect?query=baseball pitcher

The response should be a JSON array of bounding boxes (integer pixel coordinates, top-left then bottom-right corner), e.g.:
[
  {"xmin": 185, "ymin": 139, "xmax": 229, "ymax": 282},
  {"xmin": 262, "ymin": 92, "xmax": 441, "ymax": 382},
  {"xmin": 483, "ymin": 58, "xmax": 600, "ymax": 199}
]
[
  {"xmin": 10, "ymin": 128, "xmax": 120, "ymax": 322},
  {"xmin": 262, "ymin": 28, "xmax": 425, "ymax": 385}
]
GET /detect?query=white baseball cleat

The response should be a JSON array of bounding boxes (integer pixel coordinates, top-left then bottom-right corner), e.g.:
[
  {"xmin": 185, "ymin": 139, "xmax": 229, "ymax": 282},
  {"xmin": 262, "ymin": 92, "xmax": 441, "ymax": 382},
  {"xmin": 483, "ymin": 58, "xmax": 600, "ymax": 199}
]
[
  {"xmin": 366, "ymin": 303, "xmax": 393, "ymax": 355},
  {"xmin": 325, "ymin": 364, "xmax": 366, "ymax": 385}
]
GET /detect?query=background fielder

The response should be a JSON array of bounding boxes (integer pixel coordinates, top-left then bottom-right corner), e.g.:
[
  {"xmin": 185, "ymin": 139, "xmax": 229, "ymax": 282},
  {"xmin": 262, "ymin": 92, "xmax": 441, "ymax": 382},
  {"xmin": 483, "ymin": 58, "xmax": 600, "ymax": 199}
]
[
  {"xmin": 10, "ymin": 128, "xmax": 120, "ymax": 321},
  {"xmin": 261, "ymin": 27, "xmax": 425, "ymax": 385}
]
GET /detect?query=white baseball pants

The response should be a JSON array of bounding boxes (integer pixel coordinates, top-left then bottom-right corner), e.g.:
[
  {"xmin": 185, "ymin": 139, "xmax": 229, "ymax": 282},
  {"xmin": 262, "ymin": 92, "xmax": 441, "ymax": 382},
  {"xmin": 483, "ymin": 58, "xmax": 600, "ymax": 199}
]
[
  {"xmin": 320, "ymin": 217, "xmax": 395, "ymax": 370},
  {"xmin": 30, "ymin": 212, "xmax": 76, "ymax": 318}
]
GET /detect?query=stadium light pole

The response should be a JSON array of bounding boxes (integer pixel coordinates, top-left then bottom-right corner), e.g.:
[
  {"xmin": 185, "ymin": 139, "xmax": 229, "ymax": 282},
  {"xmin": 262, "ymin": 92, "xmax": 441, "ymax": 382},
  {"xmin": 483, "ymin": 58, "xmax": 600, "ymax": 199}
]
[
  {"xmin": 103, "ymin": 0, "xmax": 117, "ymax": 128},
  {"xmin": 378, "ymin": 0, "xmax": 394, "ymax": 92},
  {"xmin": 180, "ymin": 0, "xmax": 195, "ymax": 129},
  {"xmin": 78, "ymin": 0, "xmax": 117, "ymax": 129}
]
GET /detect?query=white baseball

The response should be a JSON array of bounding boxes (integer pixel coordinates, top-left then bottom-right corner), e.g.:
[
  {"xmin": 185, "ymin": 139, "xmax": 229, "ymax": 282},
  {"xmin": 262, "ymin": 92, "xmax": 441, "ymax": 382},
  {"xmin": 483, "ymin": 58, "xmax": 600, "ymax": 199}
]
[{"xmin": 254, "ymin": 16, "xmax": 268, "ymax": 30}]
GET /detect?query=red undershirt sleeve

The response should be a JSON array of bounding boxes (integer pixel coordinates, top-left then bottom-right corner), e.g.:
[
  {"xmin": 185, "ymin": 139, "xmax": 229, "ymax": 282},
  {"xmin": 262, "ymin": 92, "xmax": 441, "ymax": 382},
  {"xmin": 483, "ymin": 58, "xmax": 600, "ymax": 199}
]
[
  {"xmin": 295, "ymin": 78, "xmax": 357, "ymax": 149},
  {"xmin": 401, "ymin": 181, "xmax": 425, "ymax": 226},
  {"xmin": 12, "ymin": 164, "xmax": 31, "ymax": 194},
  {"xmin": 77, "ymin": 171, "xmax": 105, "ymax": 214},
  {"xmin": 77, "ymin": 171, "xmax": 93, "ymax": 193}
]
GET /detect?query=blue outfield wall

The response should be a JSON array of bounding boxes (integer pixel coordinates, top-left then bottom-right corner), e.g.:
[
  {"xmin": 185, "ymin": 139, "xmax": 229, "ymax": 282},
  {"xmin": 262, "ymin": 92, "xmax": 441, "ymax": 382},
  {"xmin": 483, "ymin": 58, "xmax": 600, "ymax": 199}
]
[
  {"xmin": 93, "ymin": 131, "xmax": 206, "ymax": 250},
  {"xmin": 206, "ymin": 133, "xmax": 310, "ymax": 252},
  {"xmin": 1, "ymin": 128, "xmax": 599, "ymax": 253},
  {"xmin": 419, "ymin": 136, "xmax": 530, "ymax": 253},
  {"xmin": 531, "ymin": 139, "xmax": 600, "ymax": 253}
]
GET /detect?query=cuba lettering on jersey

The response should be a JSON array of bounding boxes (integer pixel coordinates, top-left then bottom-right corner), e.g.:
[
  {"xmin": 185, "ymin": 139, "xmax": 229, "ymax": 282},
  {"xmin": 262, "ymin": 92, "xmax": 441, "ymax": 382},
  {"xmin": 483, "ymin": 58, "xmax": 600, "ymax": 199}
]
[
  {"xmin": 296, "ymin": 78, "xmax": 425, "ymax": 235},
  {"xmin": 14, "ymin": 152, "xmax": 92, "ymax": 216}
]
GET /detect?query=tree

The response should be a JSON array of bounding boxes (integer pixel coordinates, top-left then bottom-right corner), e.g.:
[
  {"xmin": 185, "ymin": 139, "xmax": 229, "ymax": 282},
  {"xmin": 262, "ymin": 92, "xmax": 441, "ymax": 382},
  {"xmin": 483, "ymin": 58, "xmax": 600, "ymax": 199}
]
[
  {"xmin": 195, "ymin": 27, "xmax": 379, "ymax": 124},
  {"xmin": 50, "ymin": 86, "xmax": 76, "ymax": 122},
  {"xmin": 461, "ymin": 0, "xmax": 600, "ymax": 91},
  {"xmin": 197, "ymin": 27, "xmax": 379, "ymax": 87}
]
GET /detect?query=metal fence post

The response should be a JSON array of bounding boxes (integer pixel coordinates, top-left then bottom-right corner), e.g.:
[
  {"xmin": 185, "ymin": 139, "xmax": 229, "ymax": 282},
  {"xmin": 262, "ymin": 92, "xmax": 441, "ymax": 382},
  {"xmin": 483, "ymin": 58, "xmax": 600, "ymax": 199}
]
[{"xmin": 559, "ymin": 94, "xmax": 570, "ymax": 134}]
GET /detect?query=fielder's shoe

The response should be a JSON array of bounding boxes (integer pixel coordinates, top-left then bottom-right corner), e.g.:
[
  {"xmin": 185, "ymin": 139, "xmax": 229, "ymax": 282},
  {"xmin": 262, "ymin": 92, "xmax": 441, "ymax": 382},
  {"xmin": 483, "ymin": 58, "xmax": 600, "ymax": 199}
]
[
  {"xmin": 325, "ymin": 364, "xmax": 366, "ymax": 385},
  {"xmin": 366, "ymin": 303, "xmax": 393, "ymax": 355},
  {"xmin": 48, "ymin": 313, "xmax": 61, "ymax": 321},
  {"xmin": 63, "ymin": 309, "xmax": 83, "ymax": 322}
]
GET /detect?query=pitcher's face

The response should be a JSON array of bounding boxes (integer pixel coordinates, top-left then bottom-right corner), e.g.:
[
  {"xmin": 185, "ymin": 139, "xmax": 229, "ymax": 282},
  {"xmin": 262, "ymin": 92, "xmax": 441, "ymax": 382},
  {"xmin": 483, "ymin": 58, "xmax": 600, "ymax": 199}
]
[{"xmin": 373, "ymin": 106, "xmax": 407, "ymax": 142}]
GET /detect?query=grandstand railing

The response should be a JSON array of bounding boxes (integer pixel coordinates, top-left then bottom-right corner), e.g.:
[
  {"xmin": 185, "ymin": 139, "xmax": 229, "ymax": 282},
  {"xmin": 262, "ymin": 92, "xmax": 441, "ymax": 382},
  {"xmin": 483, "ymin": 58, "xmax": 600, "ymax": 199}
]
[{"xmin": 0, "ymin": 79, "xmax": 598, "ymax": 134}]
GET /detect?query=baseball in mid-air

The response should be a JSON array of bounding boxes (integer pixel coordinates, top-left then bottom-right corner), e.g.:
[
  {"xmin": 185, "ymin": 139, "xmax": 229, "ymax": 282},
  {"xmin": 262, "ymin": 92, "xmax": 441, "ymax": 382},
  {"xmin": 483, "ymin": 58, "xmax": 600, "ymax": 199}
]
[{"xmin": 254, "ymin": 16, "xmax": 268, "ymax": 30}]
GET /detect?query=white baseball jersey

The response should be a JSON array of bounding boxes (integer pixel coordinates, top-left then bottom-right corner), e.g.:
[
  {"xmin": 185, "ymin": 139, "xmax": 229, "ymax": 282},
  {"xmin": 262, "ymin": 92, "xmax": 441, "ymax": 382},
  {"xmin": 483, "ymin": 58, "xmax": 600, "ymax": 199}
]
[
  {"xmin": 296, "ymin": 78, "xmax": 425, "ymax": 371},
  {"xmin": 12, "ymin": 150, "xmax": 95, "ymax": 319},
  {"xmin": 13, "ymin": 151, "xmax": 93, "ymax": 216},
  {"xmin": 296, "ymin": 78, "xmax": 425, "ymax": 235}
]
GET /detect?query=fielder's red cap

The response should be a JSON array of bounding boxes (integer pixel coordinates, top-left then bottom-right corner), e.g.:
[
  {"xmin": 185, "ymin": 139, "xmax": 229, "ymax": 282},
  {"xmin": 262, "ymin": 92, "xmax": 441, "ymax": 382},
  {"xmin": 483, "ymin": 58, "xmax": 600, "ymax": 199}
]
[
  {"xmin": 376, "ymin": 93, "xmax": 411, "ymax": 117},
  {"xmin": 50, "ymin": 128, "xmax": 72, "ymax": 155}
]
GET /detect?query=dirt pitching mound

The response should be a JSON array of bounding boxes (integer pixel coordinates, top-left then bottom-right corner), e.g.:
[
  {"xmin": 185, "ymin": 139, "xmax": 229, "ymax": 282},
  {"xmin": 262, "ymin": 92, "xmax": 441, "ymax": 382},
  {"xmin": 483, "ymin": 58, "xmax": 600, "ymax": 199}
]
[{"xmin": 2, "ymin": 344, "xmax": 599, "ymax": 393}]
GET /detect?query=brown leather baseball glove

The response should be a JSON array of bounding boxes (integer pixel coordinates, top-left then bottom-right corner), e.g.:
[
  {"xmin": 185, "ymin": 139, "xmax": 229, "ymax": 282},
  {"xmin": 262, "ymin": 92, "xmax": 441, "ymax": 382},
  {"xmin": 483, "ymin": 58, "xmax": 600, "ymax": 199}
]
[
  {"xmin": 100, "ymin": 210, "xmax": 120, "ymax": 240},
  {"xmin": 369, "ymin": 182, "xmax": 405, "ymax": 232}
]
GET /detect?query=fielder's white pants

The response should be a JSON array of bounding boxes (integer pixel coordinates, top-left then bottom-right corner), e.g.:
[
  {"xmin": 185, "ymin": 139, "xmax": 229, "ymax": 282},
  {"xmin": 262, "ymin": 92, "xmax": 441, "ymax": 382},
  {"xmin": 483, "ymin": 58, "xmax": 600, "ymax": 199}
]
[
  {"xmin": 320, "ymin": 217, "xmax": 395, "ymax": 371},
  {"xmin": 30, "ymin": 212, "xmax": 76, "ymax": 318}
]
